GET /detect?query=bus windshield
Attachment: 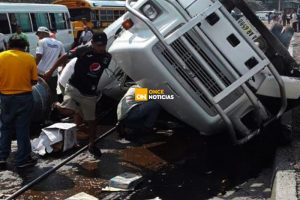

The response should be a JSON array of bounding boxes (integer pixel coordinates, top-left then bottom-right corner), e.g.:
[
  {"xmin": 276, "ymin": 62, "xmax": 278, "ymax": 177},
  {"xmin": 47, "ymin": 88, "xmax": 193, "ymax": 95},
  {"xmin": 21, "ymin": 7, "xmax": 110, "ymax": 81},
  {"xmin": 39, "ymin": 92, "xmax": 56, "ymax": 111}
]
[{"xmin": 69, "ymin": 8, "xmax": 91, "ymax": 21}]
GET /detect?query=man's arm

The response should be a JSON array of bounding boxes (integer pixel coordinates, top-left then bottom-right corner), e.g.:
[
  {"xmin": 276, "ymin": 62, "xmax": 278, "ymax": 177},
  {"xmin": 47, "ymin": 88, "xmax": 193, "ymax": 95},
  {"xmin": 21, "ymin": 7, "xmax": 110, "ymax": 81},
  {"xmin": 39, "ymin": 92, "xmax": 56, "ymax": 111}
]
[
  {"xmin": 36, "ymin": 40, "xmax": 44, "ymax": 65},
  {"xmin": 3, "ymin": 40, "xmax": 7, "ymax": 50},
  {"xmin": 36, "ymin": 54, "xmax": 42, "ymax": 65},
  {"xmin": 44, "ymin": 54, "xmax": 68, "ymax": 80},
  {"xmin": 25, "ymin": 38, "xmax": 30, "ymax": 52},
  {"xmin": 31, "ymin": 58, "xmax": 38, "ymax": 85},
  {"xmin": 31, "ymin": 80, "xmax": 38, "ymax": 86}
]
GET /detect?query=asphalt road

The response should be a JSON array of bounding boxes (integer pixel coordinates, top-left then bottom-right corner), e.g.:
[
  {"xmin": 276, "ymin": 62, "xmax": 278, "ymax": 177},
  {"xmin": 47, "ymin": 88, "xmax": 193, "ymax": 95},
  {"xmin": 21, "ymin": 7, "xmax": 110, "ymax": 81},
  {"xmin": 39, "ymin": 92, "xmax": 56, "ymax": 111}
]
[{"xmin": 0, "ymin": 119, "xmax": 278, "ymax": 200}]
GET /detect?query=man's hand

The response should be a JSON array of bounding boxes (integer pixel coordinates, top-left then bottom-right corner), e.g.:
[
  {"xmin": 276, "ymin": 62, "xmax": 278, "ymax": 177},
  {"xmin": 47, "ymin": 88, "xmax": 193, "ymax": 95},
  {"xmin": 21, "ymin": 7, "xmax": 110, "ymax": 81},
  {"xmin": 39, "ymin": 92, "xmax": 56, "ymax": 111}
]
[{"xmin": 43, "ymin": 70, "xmax": 52, "ymax": 81}]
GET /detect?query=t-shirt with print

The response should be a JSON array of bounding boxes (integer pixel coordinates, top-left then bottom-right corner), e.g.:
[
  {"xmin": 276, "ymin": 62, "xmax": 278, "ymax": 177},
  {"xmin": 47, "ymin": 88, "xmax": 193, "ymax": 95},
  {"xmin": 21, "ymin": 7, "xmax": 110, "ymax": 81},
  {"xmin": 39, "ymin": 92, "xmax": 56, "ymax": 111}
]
[
  {"xmin": 67, "ymin": 44, "xmax": 111, "ymax": 96},
  {"xmin": 36, "ymin": 37, "xmax": 65, "ymax": 76}
]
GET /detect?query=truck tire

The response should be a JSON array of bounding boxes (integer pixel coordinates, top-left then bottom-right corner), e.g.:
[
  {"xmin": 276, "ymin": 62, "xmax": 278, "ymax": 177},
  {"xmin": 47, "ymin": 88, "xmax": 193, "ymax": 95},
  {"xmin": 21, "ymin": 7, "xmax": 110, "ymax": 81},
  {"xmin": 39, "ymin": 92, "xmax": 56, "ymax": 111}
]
[
  {"xmin": 32, "ymin": 77, "xmax": 51, "ymax": 123},
  {"xmin": 270, "ymin": 23, "xmax": 283, "ymax": 39},
  {"xmin": 279, "ymin": 26, "xmax": 294, "ymax": 48}
]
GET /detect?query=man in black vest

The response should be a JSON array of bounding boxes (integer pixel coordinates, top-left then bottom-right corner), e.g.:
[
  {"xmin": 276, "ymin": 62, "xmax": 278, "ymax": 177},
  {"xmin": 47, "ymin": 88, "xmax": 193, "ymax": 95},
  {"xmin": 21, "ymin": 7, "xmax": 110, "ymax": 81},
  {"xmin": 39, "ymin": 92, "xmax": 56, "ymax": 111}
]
[{"xmin": 46, "ymin": 32, "xmax": 111, "ymax": 157}]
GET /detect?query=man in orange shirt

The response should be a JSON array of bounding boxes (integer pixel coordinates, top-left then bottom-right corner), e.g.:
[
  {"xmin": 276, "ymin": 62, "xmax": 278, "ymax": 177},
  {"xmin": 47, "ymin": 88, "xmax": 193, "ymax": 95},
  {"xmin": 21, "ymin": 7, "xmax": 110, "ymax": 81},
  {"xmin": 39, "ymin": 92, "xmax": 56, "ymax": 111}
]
[{"xmin": 0, "ymin": 35, "xmax": 38, "ymax": 169}]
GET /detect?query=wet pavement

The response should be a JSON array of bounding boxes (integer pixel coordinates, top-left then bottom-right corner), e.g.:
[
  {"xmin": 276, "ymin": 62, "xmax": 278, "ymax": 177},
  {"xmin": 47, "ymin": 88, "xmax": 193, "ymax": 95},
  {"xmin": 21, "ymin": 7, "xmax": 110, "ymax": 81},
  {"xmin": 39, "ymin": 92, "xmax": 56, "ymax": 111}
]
[{"xmin": 0, "ymin": 120, "xmax": 278, "ymax": 200}]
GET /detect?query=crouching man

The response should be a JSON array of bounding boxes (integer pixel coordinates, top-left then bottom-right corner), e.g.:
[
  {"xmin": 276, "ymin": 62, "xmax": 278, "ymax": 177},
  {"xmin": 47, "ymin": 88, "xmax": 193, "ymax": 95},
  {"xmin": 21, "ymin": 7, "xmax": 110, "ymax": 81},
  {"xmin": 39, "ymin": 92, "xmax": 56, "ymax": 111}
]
[
  {"xmin": 117, "ymin": 85, "xmax": 161, "ymax": 138},
  {"xmin": 0, "ymin": 36, "xmax": 38, "ymax": 169}
]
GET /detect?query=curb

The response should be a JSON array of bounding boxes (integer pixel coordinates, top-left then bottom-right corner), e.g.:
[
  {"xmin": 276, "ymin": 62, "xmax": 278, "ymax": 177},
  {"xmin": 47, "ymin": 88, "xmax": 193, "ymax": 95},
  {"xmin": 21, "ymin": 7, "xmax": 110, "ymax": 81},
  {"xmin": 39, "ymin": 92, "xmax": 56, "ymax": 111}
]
[
  {"xmin": 271, "ymin": 145, "xmax": 297, "ymax": 200},
  {"xmin": 271, "ymin": 170, "xmax": 297, "ymax": 200}
]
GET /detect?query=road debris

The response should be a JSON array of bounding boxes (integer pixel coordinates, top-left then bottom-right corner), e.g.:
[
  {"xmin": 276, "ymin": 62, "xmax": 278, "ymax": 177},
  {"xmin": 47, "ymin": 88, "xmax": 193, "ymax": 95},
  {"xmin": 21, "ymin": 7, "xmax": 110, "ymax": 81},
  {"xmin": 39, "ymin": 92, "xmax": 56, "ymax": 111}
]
[
  {"xmin": 31, "ymin": 123, "xmax": 77, "ymax": 155},
  {"xmin": 108, "ymin": 172, "xmax": 143, "ymax": 190},
  {"xmin": 65, "ymin": 192, "xmax": 97, "ymax": 200}
]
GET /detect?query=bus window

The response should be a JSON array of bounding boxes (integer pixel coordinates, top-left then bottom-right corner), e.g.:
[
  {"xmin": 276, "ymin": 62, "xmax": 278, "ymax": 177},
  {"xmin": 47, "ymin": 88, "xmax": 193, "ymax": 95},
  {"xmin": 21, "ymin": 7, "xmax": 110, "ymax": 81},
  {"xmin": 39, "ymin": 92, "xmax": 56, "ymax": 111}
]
[
  {"xmin": 64, "ymin": 13, "xmax": 71, "ymax": 29},
  {"xmin": 100, "ymin": 10, "xmax": 106, "ymax": 21},
  {"xmin": 31, "ymin": 13, "xmax": 50, "ymax": 31},
  {"xmin": 0, "ymin": 14, "xmax": 10, "ymax": 34},
  {"xmin": 9, "ymin": 13, "xmax": 32, "ymax": 33},
  {"xmin": 106, "ymin": 10, "xmax": 113, "ymax": 21},
  {"xmin": 50, "ymin": 13, "xmax": 67, "ymax": 30}
]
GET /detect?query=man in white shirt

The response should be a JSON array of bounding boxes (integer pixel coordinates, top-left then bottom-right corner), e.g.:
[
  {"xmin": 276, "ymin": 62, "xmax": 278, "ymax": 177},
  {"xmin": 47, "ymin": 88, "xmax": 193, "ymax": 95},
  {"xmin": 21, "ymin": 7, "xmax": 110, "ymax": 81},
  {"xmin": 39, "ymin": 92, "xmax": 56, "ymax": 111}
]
[
  {"xmin": 0, "ymin": 33, "xmax": 7, "ymax": 52},
  {"xmin": 78, "ymin": 26, "xmax": 93, "ymax": 45},
  {"xmin": 36, "ymin": 26, "xmax": 65, "ymax": 103}
]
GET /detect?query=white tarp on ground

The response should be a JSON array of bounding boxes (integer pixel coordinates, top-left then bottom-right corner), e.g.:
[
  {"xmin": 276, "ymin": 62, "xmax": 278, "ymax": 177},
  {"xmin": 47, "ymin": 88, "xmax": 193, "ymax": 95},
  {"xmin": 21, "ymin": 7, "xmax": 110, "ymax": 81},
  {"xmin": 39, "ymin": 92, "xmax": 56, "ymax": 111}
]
[{"xmin": 31, "ymin": 123, "xmax": 77, "ymax": 156}]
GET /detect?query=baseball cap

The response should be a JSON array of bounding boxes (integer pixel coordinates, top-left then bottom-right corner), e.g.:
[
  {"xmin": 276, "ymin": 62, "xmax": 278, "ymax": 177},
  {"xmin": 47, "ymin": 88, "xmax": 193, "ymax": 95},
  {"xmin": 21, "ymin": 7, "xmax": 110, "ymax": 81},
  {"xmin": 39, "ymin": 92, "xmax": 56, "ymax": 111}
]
[
  {"xmin": 36, "ymin": 26, "xmax": 50, "ymax": 35},
  {"xmin": 92, "ymin": 32, "xmax": 107, "ymax": 45}
]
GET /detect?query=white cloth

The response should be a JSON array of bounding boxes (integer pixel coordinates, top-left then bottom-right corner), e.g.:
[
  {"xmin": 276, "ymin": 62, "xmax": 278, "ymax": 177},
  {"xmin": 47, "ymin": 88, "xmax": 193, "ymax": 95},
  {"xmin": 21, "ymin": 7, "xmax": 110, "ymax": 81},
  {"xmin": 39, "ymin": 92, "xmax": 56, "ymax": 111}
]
[
  {"xmin": 117, "ymin": 85, "xmax": 142, "ymax": 121},
  {"xmin": 36, "ymin": 37, "xmax": 65, "ymax": 76},
  {"xmin": 0, "ymin": 33, "xmax": 6, "ymax": 51},
  {"xmin": 58, "ymin": 57, "xmax": 77, "ymax": 87}
]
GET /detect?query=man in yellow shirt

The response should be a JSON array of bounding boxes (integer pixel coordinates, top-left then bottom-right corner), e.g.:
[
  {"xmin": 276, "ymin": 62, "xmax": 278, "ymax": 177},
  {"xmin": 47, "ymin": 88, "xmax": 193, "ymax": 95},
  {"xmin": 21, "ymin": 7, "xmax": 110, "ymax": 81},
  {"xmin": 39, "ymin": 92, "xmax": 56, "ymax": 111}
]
[{"xmin": 0, "ymin": 35, "xmax": 38, "ymax": 169}]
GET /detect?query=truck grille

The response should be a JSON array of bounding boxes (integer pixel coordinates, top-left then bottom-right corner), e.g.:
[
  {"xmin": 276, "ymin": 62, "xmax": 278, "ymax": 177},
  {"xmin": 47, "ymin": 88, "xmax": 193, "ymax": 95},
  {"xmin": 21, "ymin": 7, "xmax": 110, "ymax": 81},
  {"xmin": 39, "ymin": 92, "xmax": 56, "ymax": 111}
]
[{"xmin": 153, "ymin": 29, "xmax": 243, "ymax": 116}]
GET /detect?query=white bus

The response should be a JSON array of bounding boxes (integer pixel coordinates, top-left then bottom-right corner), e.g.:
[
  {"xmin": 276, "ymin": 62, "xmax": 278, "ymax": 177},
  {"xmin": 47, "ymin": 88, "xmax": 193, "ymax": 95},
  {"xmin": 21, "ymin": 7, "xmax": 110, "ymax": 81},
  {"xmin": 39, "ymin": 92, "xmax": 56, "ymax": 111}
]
[{"xmin": 0, "ymin": 3, "xmax": 74, "ymax": 55}]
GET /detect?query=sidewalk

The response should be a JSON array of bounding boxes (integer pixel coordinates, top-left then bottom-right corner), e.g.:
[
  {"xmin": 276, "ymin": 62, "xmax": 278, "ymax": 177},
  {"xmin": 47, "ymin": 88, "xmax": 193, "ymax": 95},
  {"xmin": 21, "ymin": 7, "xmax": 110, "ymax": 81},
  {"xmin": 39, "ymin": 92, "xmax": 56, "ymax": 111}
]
[{"xmin": 271, "ymin": 32, "xmax": 300, "ymax": 200}]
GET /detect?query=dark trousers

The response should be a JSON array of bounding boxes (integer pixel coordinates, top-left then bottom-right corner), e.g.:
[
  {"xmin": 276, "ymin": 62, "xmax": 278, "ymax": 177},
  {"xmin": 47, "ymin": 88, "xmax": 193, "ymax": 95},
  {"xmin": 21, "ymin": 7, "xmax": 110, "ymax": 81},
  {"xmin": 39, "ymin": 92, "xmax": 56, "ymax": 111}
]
[
  {"xmin": 123, "ymin": 101, "xmax": 160, "ymax": 129},
  {"xmin": 0, "ymin": 93, "xmax": 33, "ymax": 165},
  {"xmin": 292, "ymin": 22, "xmax": 298, "ymax": 32}
]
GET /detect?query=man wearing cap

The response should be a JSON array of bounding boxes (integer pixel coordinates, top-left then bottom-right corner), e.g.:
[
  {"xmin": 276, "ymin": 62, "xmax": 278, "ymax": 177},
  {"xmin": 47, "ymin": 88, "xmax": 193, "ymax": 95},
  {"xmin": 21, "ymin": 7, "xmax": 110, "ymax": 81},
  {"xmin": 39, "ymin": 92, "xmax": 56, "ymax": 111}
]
[
  {"xmin": 36, "ymin": 26, "xmax": 65, "ymax": 104},
  {"xmin": 45, "ymin": 32, "xmax": 111, "ymax": 157},
  {"xmin": 0, "ymin": 35, "xmax": 38, "ymax": 169}
]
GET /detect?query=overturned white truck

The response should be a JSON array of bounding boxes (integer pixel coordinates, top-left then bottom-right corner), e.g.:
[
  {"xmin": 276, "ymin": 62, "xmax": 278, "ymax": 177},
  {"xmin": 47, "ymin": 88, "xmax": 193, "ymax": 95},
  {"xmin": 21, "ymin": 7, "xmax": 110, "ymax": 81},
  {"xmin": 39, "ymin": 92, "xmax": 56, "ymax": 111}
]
[{"xmin": 108, "ymin": 0, "xmax": 300, "ymax": 144}]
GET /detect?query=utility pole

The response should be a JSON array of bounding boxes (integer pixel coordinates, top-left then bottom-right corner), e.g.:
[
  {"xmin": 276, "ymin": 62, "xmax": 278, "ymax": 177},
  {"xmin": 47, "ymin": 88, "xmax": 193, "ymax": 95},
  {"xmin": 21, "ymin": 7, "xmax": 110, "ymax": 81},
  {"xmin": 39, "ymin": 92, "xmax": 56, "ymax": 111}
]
[{"xmin": 278, "ymin": 0, "xmax": 281, "ymax": 11}]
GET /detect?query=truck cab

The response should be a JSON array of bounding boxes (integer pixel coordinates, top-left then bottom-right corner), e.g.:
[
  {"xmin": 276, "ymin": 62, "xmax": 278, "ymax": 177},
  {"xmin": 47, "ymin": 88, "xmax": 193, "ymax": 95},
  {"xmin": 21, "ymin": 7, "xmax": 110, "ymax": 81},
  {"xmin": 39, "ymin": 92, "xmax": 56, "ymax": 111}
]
[{"xmin": 108, "ymin": 0, "xmax": 300, "ymax": 144}]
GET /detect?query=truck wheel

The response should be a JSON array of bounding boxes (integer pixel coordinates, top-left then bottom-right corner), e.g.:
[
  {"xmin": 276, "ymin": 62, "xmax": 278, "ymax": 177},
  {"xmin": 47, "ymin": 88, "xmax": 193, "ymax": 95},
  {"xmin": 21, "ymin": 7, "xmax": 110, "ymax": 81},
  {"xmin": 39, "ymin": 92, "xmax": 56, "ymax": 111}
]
[
  {"xmin": 270, "ymin": 23, "xmax": 283, "ymax": 39},
  {"xmin": 279, "ymin": 26, "xmax": 294, "ymax": 48}
]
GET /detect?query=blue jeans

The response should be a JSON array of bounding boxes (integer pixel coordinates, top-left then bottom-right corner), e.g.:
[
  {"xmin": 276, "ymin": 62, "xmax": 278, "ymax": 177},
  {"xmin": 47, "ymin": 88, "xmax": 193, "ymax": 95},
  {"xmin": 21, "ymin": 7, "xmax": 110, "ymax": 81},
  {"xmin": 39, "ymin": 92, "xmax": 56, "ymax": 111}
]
[
  {"xmin": 123, "ymin": 101, "xmax": 160, "ymax": 129},
  {"xmin": 0, "ymin": 93, "xmax": 33, "ymax": 165}
]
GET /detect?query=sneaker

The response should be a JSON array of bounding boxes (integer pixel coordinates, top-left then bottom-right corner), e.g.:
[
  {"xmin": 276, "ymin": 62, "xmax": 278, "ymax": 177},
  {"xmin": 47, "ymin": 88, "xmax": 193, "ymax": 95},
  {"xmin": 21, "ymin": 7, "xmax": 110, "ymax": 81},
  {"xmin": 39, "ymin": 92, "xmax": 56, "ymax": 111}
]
[
  {"xmin": 88, "ymin": 145, "xmax": 102, "ymax": 158},
  {"xmin": 17, "ymin": 157, "xmax": 37, "ymax": 168}
]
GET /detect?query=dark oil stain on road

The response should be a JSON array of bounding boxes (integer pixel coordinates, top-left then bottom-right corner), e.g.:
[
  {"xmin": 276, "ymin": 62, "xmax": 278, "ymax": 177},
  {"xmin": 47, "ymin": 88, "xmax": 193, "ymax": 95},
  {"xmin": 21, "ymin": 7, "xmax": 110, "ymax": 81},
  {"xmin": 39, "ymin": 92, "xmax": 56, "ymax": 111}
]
[{"xmin": 111, "ymin": 125, "xmax": 278, "ymax": 200}]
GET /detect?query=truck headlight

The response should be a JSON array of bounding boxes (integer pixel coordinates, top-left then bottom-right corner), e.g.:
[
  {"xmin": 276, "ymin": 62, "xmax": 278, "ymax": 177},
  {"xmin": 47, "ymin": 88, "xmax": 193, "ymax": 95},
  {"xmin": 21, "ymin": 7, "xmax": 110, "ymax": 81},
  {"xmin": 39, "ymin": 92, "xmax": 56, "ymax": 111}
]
[{"xmin": 141, "ymin": 2, "xmax": 160, "ymax": 21}]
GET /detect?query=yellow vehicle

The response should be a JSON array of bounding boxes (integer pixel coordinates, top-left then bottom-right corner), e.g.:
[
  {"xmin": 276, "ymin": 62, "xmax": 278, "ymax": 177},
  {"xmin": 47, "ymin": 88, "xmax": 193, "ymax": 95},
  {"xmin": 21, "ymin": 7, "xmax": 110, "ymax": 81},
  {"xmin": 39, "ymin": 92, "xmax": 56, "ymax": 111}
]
[{"xmin": 53, "ymin": 0, "xmax": 126, "ymax": 41}]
